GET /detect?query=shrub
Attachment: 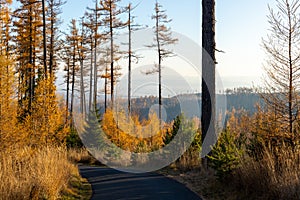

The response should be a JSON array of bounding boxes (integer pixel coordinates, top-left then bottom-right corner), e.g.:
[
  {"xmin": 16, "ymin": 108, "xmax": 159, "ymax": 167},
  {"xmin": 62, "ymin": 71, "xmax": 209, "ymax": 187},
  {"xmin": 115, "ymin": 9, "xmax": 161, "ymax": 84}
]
[{"xmin": 208, "ymin": 130, "xmax": 244, "ymax": 179}]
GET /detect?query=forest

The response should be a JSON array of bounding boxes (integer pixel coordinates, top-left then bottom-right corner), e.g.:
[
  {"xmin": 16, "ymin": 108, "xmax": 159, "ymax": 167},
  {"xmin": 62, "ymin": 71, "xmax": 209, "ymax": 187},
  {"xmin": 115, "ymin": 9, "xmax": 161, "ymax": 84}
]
[{"xmin": 1, "ymin": 0, "xmax": 300, "ymax": 199}]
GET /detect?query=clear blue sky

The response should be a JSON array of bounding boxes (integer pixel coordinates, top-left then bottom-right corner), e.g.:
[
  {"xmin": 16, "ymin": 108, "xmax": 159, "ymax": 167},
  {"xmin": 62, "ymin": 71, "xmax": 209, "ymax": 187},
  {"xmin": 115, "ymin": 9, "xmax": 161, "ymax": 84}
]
[{"xmin": 59, "ymin": 0, "xmax": 277, "ymax": 89}]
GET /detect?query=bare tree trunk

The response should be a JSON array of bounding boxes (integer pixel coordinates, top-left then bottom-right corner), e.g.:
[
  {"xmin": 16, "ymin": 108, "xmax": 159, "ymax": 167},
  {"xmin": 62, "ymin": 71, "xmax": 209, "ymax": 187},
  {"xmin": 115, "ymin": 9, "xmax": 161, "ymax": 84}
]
[
  {"xmin": 287, "ymin": 2, "xmax": 293, "ymax": 135},
  {"xmin": 93, "ymin": 2, "xmax": 98, "ymax": 111},
  {"xmin": 109, "ymin": 2, "xmax": 114, "ymax": 107},
  {"xmin": 89, "ymin": 36, "xmax": 93, "ymax": 113},
  {"xmin": 79, "ymin": 19, "xmax": 85, "ymax": 116},
  {"xmin": 42, "ymin": 0, "xmax": 47, "ymax": 77},
  {"xmin": 70, "ymin": 46, "xmax": 76, "ymax": 126},
  {"xmin": 49, "ymin": 0, "xmax": 54, "ymax": 78},
  {"xmin": 128, "ymin": 4, "xmax": 132, "ymax": 114},
  {"xmin": 155, "ymin": 6, "xmax": 162, "ymax": 123},
  {"xmin": 65, "ymin": 58, "xmax": 70, "ymax": 124},
  {"xmin": 201, "ymin": 0, "xmax": 216, "ymax": 155},
  {"xmin": 28, "ymin": 10, "xmax": 33, "ymax": 113},
  {"xmin": 105, "ymin": 63, "xmax": 108, "ymax": 112}
]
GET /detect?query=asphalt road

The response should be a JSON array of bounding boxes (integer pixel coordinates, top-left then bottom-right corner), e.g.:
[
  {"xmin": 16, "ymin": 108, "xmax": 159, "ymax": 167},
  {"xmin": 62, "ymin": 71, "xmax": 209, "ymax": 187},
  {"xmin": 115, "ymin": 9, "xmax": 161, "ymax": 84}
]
[{"xmin": 79, "ymin": 165, "xmax": 202, "ymax": 200}]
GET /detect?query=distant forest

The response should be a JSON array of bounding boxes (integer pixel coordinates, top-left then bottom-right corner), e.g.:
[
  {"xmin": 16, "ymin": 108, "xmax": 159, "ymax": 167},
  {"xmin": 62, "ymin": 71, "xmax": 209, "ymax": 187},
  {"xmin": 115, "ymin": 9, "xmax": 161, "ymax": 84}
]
[{"xmin": 98, "ymin": 87, "xmax": 263, "ymax": 122}]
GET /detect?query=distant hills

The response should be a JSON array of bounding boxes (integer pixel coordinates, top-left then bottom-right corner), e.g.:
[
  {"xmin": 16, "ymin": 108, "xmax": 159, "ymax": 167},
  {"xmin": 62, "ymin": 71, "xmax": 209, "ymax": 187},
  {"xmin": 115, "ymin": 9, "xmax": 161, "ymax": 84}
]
[{"xmin": 98, "ymin": 91, "xmax": 263, "ymax": 122}]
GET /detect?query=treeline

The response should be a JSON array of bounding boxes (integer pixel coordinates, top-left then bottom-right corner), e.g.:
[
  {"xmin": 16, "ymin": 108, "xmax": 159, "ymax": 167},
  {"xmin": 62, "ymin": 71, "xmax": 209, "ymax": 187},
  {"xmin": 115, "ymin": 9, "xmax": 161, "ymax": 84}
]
[{"xmin": 101, "ymin": 90, "xmax": 262, "ymax": 123}]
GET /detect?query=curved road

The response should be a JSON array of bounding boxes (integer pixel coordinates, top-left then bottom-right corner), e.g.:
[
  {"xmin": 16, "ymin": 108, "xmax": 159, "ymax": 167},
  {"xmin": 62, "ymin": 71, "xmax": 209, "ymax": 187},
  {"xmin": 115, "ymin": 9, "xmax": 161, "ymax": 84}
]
[{"xmin": 79, "ymin": 166, "xmax": 201, "ymax": 200}]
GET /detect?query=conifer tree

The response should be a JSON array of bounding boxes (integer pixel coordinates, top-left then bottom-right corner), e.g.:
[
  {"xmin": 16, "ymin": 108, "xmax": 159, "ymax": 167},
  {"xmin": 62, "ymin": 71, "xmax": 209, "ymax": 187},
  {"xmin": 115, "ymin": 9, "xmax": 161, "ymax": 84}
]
[
  {"xmin": 100, "ymin": 0, "xmax": 127, "ymax": 106},
  {"xmin": 262, "ymin": 0, "xmax": 300, "ymax": 137},
  {"xmin": 124, "ymin": 3, "xmax": 142, "ymax": 114},
  {"xmin": 14, "ymin": 0, "xmax": 43, "ymax": 117},
  {"xmin": 84, "ymin": 0, "xmax": 103, "ymax": 111},
  {"xmin": 46, "ymin": 0, "xmax": 65, "ymax": 77},
  {"xmin": 65, "ymin": 19, "xmax": 80, "ymax": 124}
]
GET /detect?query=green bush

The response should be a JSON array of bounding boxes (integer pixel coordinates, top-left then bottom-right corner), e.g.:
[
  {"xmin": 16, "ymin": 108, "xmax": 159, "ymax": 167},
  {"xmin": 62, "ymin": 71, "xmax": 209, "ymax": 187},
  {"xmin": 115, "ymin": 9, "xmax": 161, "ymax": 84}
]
[
  {"xmin": 66, "ymin": 128, "xmax": 83, "ymax": 148},
  {"xmin": 207, "ymin": 130, "xmax": 244, "ymax": 179}
]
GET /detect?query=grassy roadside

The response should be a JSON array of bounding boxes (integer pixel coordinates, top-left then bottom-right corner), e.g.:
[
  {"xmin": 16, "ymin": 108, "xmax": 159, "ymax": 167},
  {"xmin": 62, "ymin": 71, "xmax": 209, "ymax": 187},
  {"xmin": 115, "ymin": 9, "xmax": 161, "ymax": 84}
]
[
  {"xmin": 158, "ymin": 166, "xmax": 240, "ymax": 200},
  {"xmin": 0, "ymin": 146, "xmax": 92, "ymax": 200},
  {"xmin": 60, "ymin": 174, "xmax": 92, "ymax": 200}
]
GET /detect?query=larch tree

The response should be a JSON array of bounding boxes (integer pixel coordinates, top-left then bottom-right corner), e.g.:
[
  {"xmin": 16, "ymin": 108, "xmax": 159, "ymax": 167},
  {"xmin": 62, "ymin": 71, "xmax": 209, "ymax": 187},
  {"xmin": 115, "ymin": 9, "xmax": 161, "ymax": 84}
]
[
  {"xmin": 65, "ymin": 19, "xmax": 80, "ymax": 125},
  {"xmin": 0, "ymin": 0, "xmax": 18, "ymax": 147},
  {"xmin": 13, "ymin": 0, "xmax": 43, "ymax": 117},
  {"xmin": 24, "ymin": 76, "xmax": 67, "ymax": 145},
  {"xmin": 84, "ymin": 0, "xmax": 103, "ymax": 112},
  {"xmin": 100, "ymin": 46, "xmax": 110, "ymax": 112},
  {"xmin": 77, "ymin": 17, "xmax": 88, "ymax": 116},
  {"xmin": 46, "ymin": 0, "xmax": 65, "ymax": 78},
  {"xmin": 61, "ymin": 42, "xmax": 71, "ymax": 123},
  {"xmin": 146, "ymin": 1, "xmax": 177, "ymax": 123},
  {"xmin": 100, "ymin": 0, "xmax": 127, "ymax": 106},
  {"xmin": 125, "ymin": 3, "xmax": 142, "ymax": 114},
  {"xmin": 262, "ymin": 0, "xmax": 300, "ymax": 138}
]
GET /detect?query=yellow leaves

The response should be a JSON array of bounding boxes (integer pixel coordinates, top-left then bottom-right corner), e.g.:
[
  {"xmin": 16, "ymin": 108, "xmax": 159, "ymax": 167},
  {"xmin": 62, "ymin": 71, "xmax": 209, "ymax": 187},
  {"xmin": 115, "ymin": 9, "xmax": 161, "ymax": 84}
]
[
  {"xmin": 0, "ymin": 55, "xmax": 18, "ymax": 150},
  {"xmin": 102, "ymin": 109, "xmax": 166, "ymax": 153},
  {"xmin": 23, "ymin": 77, "xmax": 68, "ymax": 146}
]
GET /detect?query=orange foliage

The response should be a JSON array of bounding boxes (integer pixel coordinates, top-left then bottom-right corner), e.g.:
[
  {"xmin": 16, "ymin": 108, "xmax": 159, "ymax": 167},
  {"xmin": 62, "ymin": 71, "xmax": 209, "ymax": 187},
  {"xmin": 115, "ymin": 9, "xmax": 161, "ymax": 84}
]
[
  {"xmin": 22, "ymin": 77, "xmax": 69, "ymax": 146},
  {"xmin": 102, "ymin": 109, "xmax": 168, "ymax": 153}
]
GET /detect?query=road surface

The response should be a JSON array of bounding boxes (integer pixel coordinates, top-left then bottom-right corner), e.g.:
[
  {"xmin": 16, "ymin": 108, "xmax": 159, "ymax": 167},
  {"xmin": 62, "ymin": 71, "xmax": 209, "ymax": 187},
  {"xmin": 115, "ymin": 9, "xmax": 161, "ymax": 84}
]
[{"xmin": 79, "ymin": 165, "xmax": 202, "ymax": 200}]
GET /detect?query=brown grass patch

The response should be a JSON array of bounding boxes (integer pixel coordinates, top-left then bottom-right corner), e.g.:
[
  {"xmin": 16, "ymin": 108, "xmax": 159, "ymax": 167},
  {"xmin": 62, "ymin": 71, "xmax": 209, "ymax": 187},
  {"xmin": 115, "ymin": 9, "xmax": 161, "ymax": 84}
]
[{"xmin": 0, "ymin": 146, "xmax": 84, "ymax": 200}]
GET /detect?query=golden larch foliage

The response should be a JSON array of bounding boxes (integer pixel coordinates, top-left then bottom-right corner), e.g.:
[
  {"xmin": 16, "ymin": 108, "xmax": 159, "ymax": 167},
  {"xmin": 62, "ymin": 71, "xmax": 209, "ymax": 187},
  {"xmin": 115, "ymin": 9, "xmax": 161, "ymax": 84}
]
[
  {"xmin": 102, "ymin": 109, "xmax": 166, "ymax": 153},
  {"xmin": 23, "ymin": 77, "xmax": 68, "ymax": 146}
]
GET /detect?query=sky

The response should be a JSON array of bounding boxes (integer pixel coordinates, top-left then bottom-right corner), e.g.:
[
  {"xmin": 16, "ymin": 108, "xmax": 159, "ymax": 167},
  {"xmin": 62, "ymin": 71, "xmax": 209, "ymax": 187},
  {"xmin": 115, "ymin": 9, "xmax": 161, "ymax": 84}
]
[{"xmin": 58, "ymin": 0, "xmax": 278, "ymax": 91}]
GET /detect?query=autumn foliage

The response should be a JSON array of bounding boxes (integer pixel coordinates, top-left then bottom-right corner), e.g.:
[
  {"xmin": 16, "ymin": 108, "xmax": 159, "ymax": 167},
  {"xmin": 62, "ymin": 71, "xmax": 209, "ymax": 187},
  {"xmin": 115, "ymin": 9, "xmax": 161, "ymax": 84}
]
[{"xmin": 102, "ymin": 109, "xmax": 167, "ymax": 153}]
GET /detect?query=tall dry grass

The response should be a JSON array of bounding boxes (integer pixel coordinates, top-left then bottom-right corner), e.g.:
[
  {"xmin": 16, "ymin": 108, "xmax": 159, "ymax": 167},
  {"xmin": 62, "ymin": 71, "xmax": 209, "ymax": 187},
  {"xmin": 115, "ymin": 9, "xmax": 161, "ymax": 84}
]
[
  {"xmin": 0, "ymin": 146, "xmax": 78, "ymax": 200},
  {"xmin": 234, "ymin": 145, "xmax": 300, "ymax": 199}
]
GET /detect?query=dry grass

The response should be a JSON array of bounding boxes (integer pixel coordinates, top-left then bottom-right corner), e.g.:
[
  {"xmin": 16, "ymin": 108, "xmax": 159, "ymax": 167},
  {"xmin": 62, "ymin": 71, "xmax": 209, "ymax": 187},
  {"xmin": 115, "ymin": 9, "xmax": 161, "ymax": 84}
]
[
  {"xmin": 160, "ymin": 145, "xmax": 300, "ymax": 200},
  {"xmin": 67, "ymin": 148, "xmax": 102, "ymax": 166},
  {"xmin": 0, "ymin": 146, "xmax": 80, "ymax": 200},
  {"xmin": 175, "ymin": 148, "xmax": 201, "ymax": 171},
  {"xmin": 233, "ymin": 145, "xmax": 300, "ymax": 200}
]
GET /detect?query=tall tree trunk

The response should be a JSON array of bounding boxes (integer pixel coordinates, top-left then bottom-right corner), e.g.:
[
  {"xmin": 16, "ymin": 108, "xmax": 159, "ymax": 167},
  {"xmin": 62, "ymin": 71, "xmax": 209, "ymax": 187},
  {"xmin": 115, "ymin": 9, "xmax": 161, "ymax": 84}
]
[
  {"xmin": 70, "ymin": 46, "xmax": 76, "ymax": 126},
  {"xmin": 109, "ymin": 2, "xmax": 114, "ymax": 107},
  {"xmin": 49, "ymin": 0, "xmax": 54, "ymax": 78},
  {"xmin": 65, "ymin": 58, "xmax": 70, "ymax": 124},
  {"xmin": 128, "ymin": 4, "xmax": 132, "ymax": 114},
  {"xmin": 93, "ymin": 1, "xmax": 98, "ymax": 111},
  {"xmin": 201, "ymin": 0, "xmax": 216, "ymax": 156},
  {"xmin": 42, "ymin": 0, "xmax": 47, "ymax": 77},
  {"xmin": 155, "ymin": 5, "xmax": 162, "ymax": 123},
  {"xmin": 28, "ymin": 10, "xmax": 33, "ymax": 113},
  {"xmin": 287, "ymin": 2, "xmax": 293, "ymax": 135},
  {"xmin": 89, "ymin": 35, "xmax": 93, "ymax": 113},
  {"xmin": 105, "ymin": 63, "xmax": 108, "ymax": 112}
]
